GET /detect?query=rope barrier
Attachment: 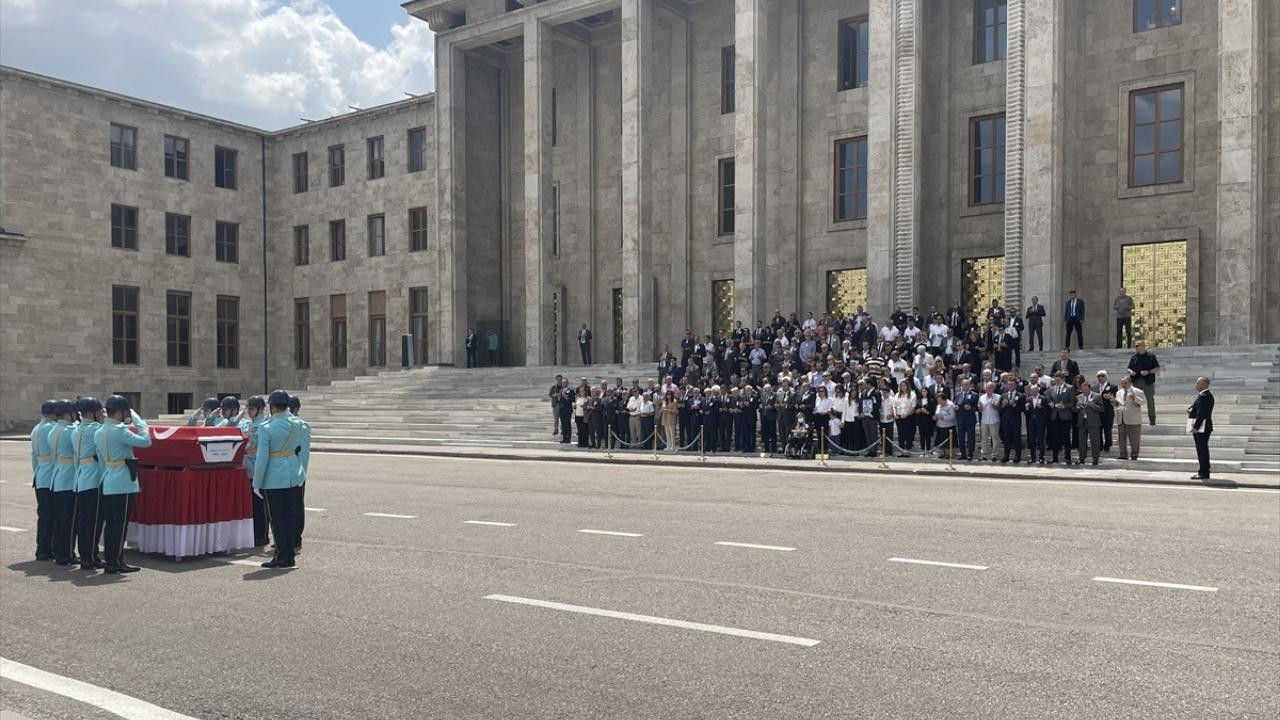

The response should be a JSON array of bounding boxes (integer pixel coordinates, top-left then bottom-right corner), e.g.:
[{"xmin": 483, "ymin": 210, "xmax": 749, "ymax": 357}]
[
  {"xmin": 822, "ymin": 433, "xmax": 886, "ymax": 457},
  {"xmin": 884, "ymin": 434, "xmax": 952, "ymax": 459},
  {"xmin": 662, "ymin": 429, "xmax": 705, "ymax": 452},
  {"xmin": 607, "ymin": 428, "xmax": 657, "ymax": 450}
]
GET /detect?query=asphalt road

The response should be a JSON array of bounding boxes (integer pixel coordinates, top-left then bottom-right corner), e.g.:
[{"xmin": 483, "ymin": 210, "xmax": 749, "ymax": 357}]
[{"xmin": 1, "ymin": 444, "xmax": 1277, "ymax": 719}]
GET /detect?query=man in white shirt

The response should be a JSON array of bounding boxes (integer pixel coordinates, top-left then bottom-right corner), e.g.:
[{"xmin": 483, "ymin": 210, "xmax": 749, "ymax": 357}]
[
  {"xmin": 880, "ymin": 323, "xmax": 900, "ymax": 344},
  {"xmin": 802, "ymin": 313, "xmax": 818, "ymax": 332},
  {"xmin": 928, "ymin": 319, "xmax": 949, "ymax": 353},
  {"xmin": 977, "ymin": 382, "xmax": 1003, "ymax": 461},
  {"xmin": 888, "ymin": 350, "xmax": 910, "ymax": 385}
]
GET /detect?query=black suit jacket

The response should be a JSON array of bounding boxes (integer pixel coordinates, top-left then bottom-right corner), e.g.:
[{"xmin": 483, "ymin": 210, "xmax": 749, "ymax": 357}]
[
  {"xmin": 1188, "ymin": 390, "xmax": 1214, "ymax": 433},
  {"xmin": 1064, "ymin": 298, "xmax": 1085, "ymax": 323},
  {"xmin": 1051, "ymin": 359, "xmax": 1080, "ymax": 381}
]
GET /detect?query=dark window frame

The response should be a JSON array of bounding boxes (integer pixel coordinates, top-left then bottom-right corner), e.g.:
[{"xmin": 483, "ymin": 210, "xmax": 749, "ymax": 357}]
[
  {"xmin": 111, "ymin": 204, "xmax": 138, "ymax": 250},
  {"xmin": 833, "ymin": 136, "xmax": 869, "ymax": 221},
  {"xmin": 294, "ymin": 224, "xmax": 310, "ymax": 265},
  {"xmin": 717, "ymin": 158, "xmax": 736, "ymax": 236},
  {"xmin": 409, "ymin": 207, "xmax": 429, "ymax": 252},
  {"xmin": 329, "ymin": 219, "xmax": 346, "ymax": 261},
  {"xmin": 163, "ymin": 135, "xmax": 189, "ymax": 180},
  {"xmin": 293, "ymin": 151, "xmax": 309, "ymax": 193},
  {"xmin": 1128, "ymin": 84, "xmax": 1184, "ymax": 187},
  {"xmin": 329, "ymin": 144, "xmax": 346, "ymax": 187},
  {"xmin": 408, "ymin": 127, "xmax": 427, "ymax": 173},
  {"xmin": 164, "ymin": 212, "xmax": 191, "ymax": 256},
  {"xmin": 214, "ymin": 146, "xmax": 238, "ymax": 189},
  {"xmin": 167, "ymin": 393, "xmax": 193, "ymax": 416},
  {"xmin": 367, "ymin": 213, "xmax": 386, "ymax": 257},
  {"xmin": 166, "ymin": 290, "xmax": 191, "ymax": 367},
  {"xmin": 215, "ymin": 221, "xmax": 239, "ymax": 263},
  {"xmin": 294, "ymin": 299, "xmax": 311, "ymax": 370},
  {"xmin": 973, "ymin": 0, "xmax": 1008, "ymax": 65},
  {"xmin": 216, "ymin": 295, "xmax": 239, "ymax": 369},
  {"xmin": 838, "ymin": 16, "xmax": 870, "ymax": 91},
  {"xmin": 112, "ymin": 285, "xmax": 140, "ymax": 365},
  {"xmin": 409, "ymin": 287, "xmax": 429, "ymax": 366},
  {"xmin": 110, "ymin": 123, "xmax": 137, "ymax": 170},
  {"xmin": 1133, "ymin": 0, "xmax": 1181, "ymax": 32},
  {"xmin": 330, "ymin": 294, "xmax": 348, "ymax": 369},
  {"xmin": 970, "ymin": 113, "xmax": 1007, "ymax": 205},
  {"xmin": 367, "ymin": 136, "xmax": 385, "ymax": 179},
  {"xmin": 551, "ymin": 88, "xmax": 558, "ymax": 147},
  {"xmin": 368, "ymin": 290, "xmax": 387, "ymax": 367},
  {"xmin": 721, "ymin": 46, "xmax": 735, "ymax": 114}
]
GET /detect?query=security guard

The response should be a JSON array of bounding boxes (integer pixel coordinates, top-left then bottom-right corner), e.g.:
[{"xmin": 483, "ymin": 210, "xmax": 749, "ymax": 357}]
[
  {"xmin": 72, "ymin": 397, "xmax": 107, "ymax": 570},
  {"xmin": 187, "ymin": 396, "xmax": 220, "ymax": 426},
  {"xmin": 212, "ymin": 395, "xmax": 241, "ymax": 427},
  {"xmin": 253, "ymin": 390, "xmax": 308, "ymax": 568},
  {"xmin": 286, "ymin": 395, "xmax": 311, "ymax": 551},
  {"xmin": 238, "ymin": 395, "xmax": 270, "ymax": 547},
  {"xmin": 30, "ymin": 399, "xmax": 58, "ymax": 561},
  {"xmin": 96, "ymin": 395, "xmax": 152, "ymax": 574},
  {"xmin": 50, "ymin": 400, "xmax": 80, "ymax": 565}
]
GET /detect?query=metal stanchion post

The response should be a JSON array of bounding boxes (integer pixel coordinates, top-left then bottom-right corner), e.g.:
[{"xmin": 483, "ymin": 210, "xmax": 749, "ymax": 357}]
[
  {"xmin": 606, "ymin": 430, "xmax": 613, "ymax": 460},
  {"xmin": 653, "ymin": 428, "xmax": 659, "ymax": 460},
  {"xmin": 699, "ymin": 430, "xmax": 706, "ymax": 462},
  {"xmin": 947, "ymin": 430, "xmax": 956, "ymax": 471},
  {"xmin": 819, "ymin": 432, "xmax": 828, "ymax": 466},
  {"xmin": 878, "ymin": 430, "xmax": 889, "ymax": 469}
]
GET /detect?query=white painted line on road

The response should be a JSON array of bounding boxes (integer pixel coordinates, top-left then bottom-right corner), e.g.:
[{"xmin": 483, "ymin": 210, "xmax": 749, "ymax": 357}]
[
  {"xmin": 1092, "ymin": 576, "xmax": 1218, "ymax": 592},
  {"xmin": 226, "ymin": 559, "xmax": 262, "ymax": 567},
  {"xmin": 578, "ymin": 528, "xmax": 644, "ymax": 537},
  {"xmin": 1250, "ymin": 361, "xmax": 1273, "ymax": 367},
  {"xmin": 1, "ymin": 656, "xmax": 200, "ymax": 720},
  {"xmin": 465, "ymin": 520, "xmax": 518, "ymax": 527},
  {"xmin": 305, "ymin": 507, "xmax": 328, "ymax": 512},
  {"xmin": 363, "ymin": 512, "xmax": 418, "ymax": 519},
  {"xmin": 715, "ymin": 541, "xmax": 796, "ymax": 552},
  {"xmin": 889, "ymin": 557, "xmax": 989, "ymax": 570},
  {"xmin": 0, "ymin": 525, "xmax": 27, "ymax": 533},
  {"xmin": 483, "ymin": 595, "xmax": 821, "ymax": 647}
]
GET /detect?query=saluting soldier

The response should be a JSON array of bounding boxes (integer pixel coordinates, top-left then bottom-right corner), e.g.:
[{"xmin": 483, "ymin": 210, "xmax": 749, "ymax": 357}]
[
  {"xmin": 72, "ymin": 397, "xmax": 106, "ymax": 570},
  {"xmin": 188, "ymin": 397, "xmax": 221, "ymax": 426},
  {"xmin": 238, "ymin": 396, "xmax": 271, "ymax": 547},
  {"xmin": 212, "ymin": 395, "xmax": 241, "ymax": 427},
  {"xmin": 31, "ymin": 400, "xmax": 58, "ymax": 561},
  {"xmin": 253, "ymin": 390, "xmax": 309, "ymax": 568},
  {"xmin": 50, "ymin": 400, "xmax": 80, "ymax": 566},
  {"xmin": 95, "ymin": 395, "xmax": 152, "ymax": 574}
]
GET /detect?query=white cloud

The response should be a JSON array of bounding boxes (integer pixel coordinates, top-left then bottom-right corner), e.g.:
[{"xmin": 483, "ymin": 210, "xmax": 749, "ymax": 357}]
[{"xmin": 0, "ymin": 0, "xmax": 435, "ymax": 129}]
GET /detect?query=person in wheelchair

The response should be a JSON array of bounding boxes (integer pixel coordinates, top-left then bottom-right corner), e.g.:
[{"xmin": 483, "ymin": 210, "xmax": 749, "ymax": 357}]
[{"xmin": 785, "ymin": 414, "xmax": 813, "ymax": 458}]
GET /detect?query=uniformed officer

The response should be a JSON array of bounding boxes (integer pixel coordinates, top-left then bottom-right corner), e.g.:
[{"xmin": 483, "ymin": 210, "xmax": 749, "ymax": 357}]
[
  {"xmin": 95, "ymin": 395, "xmax": 152, "ymax": 574},
  {"xmin": 212, "ymin": 395, "xmax": 241, "ymax": 427},
  {"xmin": 238, "ymin": 396, "xmax": 270, "ymax": 547},
  {"xmin": 287, "ymin": 395, "xmax": 310, "ymax": 550},
  {"xmin": 253, "ymin": 390, "xmax": 309, "ymax": 568},
  {"xmin": 30, "ymin": 399, "xmax": 58, "ymax": 561},
  {"xmin": 72, "ymin": 397, "xmax": 107, "ymax": 570},
  {"xmin": 50, "ymin": 400, "xmax": 81, "ymax": 565},
  {"xmin": 187, "ymin": 397, "xmax": 220, "ymax": 426}
]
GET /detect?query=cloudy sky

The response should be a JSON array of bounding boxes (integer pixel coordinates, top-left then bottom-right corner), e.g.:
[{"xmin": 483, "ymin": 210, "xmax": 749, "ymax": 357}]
[{"xmin": 0, "ymin": 0, "xmax": 436, "ymax": 129}]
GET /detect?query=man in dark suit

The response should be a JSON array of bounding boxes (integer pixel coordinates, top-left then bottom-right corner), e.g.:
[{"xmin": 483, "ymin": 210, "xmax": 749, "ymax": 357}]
[
  {"xmin": 953, "ymin": 379, "xmax": 979, "ymax": 461},
  {"xmin": 1024, "ymin": 384, "xmax": 1049, "ymax": 463},
  {"xmin": 1063, "ymin": 290, "xmax": 1085, "ymax": 349},
  {"xmin": 1025, "ymin": 296, "xmax": 1046, "ymax": 352},
  {"xmin": 998, "ymin": 378, "xmax": 1024, "ymax": 463},
  {"xmin": 1094, "ymin": 371, "xmax": 1118, "ymax": 452},
  {"xmin": 464, "ymin": 328, "xmax": 478, "ymax": 368},
  {"xmin": 1050, "ymin": 348, "xmax": 1080, "ymax": 383},
  {"xmin": 578, "ymin": 324, "xmax": 593, "ymax": 365},
  {"xmin": 947, "ymin": 300, "xmax": 965, "ymax": 337},
  {"xmin": 1188, "ymin": 376, "xmax": 1214, "ymax": 480},
  {"xmin": 1046, "ymin": 373, "xmax": 1076, "ymax": 464},
  {"xmin": 1076, "ymin": 382, "xmax": 1105, "ymax": 466}
]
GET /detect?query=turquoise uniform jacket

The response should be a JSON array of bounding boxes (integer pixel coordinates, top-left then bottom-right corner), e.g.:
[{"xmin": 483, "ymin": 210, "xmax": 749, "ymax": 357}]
[
  {"xmin": 252, "ymin": 412, "xmax": 309, "ymax": 490},
  {"xmin": 73, "ymin": 420, "xmax": 104, "ymax": 492},
  {"xmin": 238, "ymin": 414, "xmax": 267, "ymax": 475},
  {"xmin": 29, "ymin": 419, "xmax": 51, "ymax": 479},
  {"xmin": 51, "ymin": 420, "xmax": 78, "ymax": 492},
  {"xmin": 95, "ymin": 418, "xmax": 152, "ymax": 496},
  {"xmin": 34, "ymin": 421, "xmax": 68, "ymax": 490}
]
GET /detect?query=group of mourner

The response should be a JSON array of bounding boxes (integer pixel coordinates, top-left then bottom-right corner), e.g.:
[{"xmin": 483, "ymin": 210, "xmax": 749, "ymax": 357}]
[
  {"xmin": 549, "ymin": 299, "xmax": 1212, "ymax": 474},
  {"xmin": 28, "ymin": 390, "xmax": 311, "ymax": 573}
]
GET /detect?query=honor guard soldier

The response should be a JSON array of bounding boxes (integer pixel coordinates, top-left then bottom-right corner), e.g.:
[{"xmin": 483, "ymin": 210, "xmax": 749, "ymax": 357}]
[
  {"xmin": 238, "ymin": 396, "xmax": 271, "ymax": 547},
  {"xmin": 213, "ymin": 395, "xmax": 241, "ymax": 427},
  {"xmin": 253, "ymin": 390, "xmax": 309, "ymax": 568},
  {"xmin": 30, "ymin": 400, "xmax": 57, "ymax": 561},
  {"xmin": 287, "ymin": 395, "xmax": 310, "ymax": 551},
  {"xmin": 188, "ymin": 397, "xmax": 220, "ymax": 426},
  {"xmin": 72, "ymin": 397, "xmax": 107, "ymax": 570},
  {"xmin": 50, "ymin": 400, "xmax": 80, "ymax": 565},
  {"xmin": 96, "ymin": 395, "xmax": 152, "ymax": 574}
]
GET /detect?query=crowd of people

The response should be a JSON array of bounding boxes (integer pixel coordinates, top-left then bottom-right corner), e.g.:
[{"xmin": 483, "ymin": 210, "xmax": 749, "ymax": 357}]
[
  {"xmin": 27, "ymin": 390, "xmax": 311, "ymax": 574},
  {"xmin": 549, "ymin": 298, "xmax": 1197, "ymax": 473}
]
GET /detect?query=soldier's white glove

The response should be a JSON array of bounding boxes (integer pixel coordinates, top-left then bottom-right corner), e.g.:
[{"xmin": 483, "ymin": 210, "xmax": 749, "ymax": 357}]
[{"xmin": 253, "ymin": 488, "xmax": 263, "ymax": 499}]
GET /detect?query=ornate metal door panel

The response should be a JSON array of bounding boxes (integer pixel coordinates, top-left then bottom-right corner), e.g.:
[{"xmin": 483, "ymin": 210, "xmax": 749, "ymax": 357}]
[
  {"xmin": 712, "ymin": 279, "xmax": 735, "ymax": 340},
  {"xmin": 826, "ymin": 268, "xmax": 868, "ymax": 317},
  {"xmin": 961, "ymin": 255, "xmax": 1005, "ymax": 326},
  {"xmin": 611, "ymin": 288, "xmax": 623, "ymax": 362},
  {"xmin": 1122, "ymin": 240, "xmax": 1187, "ymax": 347}
]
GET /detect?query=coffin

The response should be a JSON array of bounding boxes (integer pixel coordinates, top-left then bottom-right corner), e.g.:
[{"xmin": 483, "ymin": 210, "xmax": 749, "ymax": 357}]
[{"xmin": 132, "ymin": 425, "xmax": 247, "ymax": 467}]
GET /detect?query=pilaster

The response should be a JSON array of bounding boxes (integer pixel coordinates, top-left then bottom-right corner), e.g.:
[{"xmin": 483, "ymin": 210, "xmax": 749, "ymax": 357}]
[
  {"xmin": 620, "ymin": 0, "xmax": 653, "ymax": 363},
  {"xmin": 1003, "ymin": 0, "xmax": 1027, "ymax": 315},
  {"xmin": 523, "ymin": 18, "xmax": 555, "ymax": 365},
  {"xmin": 435, "ymin": 39, "xmax": 468, "ymax": 365},
  {"xmin": 733, "ymin": 0, "xmax": 768, "ymax": 327}
]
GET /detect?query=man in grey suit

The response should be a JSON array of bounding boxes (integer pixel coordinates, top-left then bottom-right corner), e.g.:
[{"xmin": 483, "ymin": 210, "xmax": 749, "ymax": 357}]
[
  {"xmin": 1076, "ymin": 379, "xmax": 1105, "ymax": 466},
  {"xmin": 1047, "ymin": 373, "xmax": 1076, "ymax": 464}
]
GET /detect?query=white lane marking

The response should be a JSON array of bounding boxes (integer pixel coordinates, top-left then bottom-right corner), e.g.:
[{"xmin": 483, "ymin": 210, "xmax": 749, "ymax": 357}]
[
  {"xmin": 1250, "ymin": 361, "xmax": 1273, "ymax": 367},
  {"xmin": 362, "ymin": 512, "xmax": 417, "ymax": 519},
  {"xmin": 577, "ymin": 529, "xmax": 644, "ymax": 538},
  {"xmin": 465, "ymin": 520, "xmax": 518, "ymax": 527},
  {"xmin": 889, "ymin": 557, "xmax": 989, "ymax": 570},
  {"xmin": 1, "ymin": 655, "xmax": 200, "ymax": 720},
  {"xmin": 715, "ymin": 541, "xmax": 796, "ymax": 552},
  {"xmin": 305, "ymin": 507, "xmax": 328, "ymax": 512},
  {"xmin": 484, "ymin": 595, "xmax": 821, "ymax": 647},
  {"xmin": 1092, "ymin": 576, "xmax": 1218, "ymax": 592},
  {"xmin": 226, "ymin": 559, "xmax": 262, "ymax": 567},
  {"xmin": 0, "ymin": 525, "xmax": 27, "ymax": 533}
]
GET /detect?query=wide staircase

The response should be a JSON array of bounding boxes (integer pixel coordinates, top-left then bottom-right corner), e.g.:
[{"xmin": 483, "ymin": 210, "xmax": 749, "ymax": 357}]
[{"xmin": 157, "ymin": 345, "xmax": 1280, "ymax": 477}]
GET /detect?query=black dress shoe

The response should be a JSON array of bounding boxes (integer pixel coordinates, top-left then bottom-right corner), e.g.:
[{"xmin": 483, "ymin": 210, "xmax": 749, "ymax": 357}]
[
  {"xmin": 36, "ymin": 553, "xmax": 54, "ymax": 561},
  {"xmin": 79, "ymin": 563, "xmax": 99, "ymax": 571},
  {"xmin": 1092, "ymin": 460, "xmax": 1100, "ymax": 466},
  {"xmin": 55, "ymin": 560, "xmax": 76, "ymax": 566},
  {"xmin": 116, "ymin": 565, "xmax": 140, "ymax": 573},
  {"xmin": 1190, "ymin": 474, "xmax": 1209, "ymax": 480}
]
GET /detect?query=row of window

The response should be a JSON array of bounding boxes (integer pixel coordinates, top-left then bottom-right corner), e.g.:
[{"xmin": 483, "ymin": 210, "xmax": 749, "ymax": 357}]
[
  {"xmin": 111, "ymin": 205, "xmax": 240, "ymax": 261},
  {"xmin": 293, "ymin": 289, "xmax": 430, "ymax": 370},
  {"xmin": 110, "ymin": 123, "xmax": 239, "ymax": 188},
  {"xmin": 292, "ymin": 128, "xmax": 428, "ymax": 193},
  {"xmin": 110, "ymin": 286, "xmax": 239, "ymax": 368},
  {"xmin": 293, "ymin": 207, "xmax": 430, "ymax": 264}
]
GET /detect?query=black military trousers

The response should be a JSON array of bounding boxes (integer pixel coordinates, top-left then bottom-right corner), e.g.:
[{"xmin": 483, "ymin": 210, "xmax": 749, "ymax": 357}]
[
  {"xmin": 293, "ymin": 483, "xmax": 306, "ymax": 548},
  {"xmin": 51, "ymin": 489, "xmax": 78, "ymax": 562},
  {"xmin": 761, "ymin": 415, "xmax": 777, "ymax": 453},
  {"xmin": 100, "ymin": 492, "xmax": 135, "ymax": 569},
  {"xmin": 251, "ymin": 480, "xmax": 270, "ymax": 546},
  {"xmin": 34, "ymin": 487, "xmax": 54, "ymax": 558},
  {"xmin": 263, "ymin": 487, "xmax": 298, "ymax": 564},
  {"xmin": 75, "ymin": 488, "xmax": 104, "ymax": 564}
]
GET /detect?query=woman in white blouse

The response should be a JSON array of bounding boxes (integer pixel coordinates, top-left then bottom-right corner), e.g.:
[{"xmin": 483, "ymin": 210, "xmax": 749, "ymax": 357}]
[
  {"xmin": 934, "ymin": 390, "xmax": 958, "ymax": 458},
  {"xmin": 893, "ymin": 379, "xmax": 919, "ymax": 456}
]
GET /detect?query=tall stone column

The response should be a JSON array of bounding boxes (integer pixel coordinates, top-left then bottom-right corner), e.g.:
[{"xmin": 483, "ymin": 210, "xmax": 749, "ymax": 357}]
[
  {"xmin": 524, "ymin": 18, "xmax": 555, "ymax": 365},
  {"xmin": 620, "ymin": 0, "xmax": 653, "ymax": 363},
  {"xmin": 867, "ymin": 0, "xmax": 921, "ymax": 315},
  {"xmin": 435, "ymin": 39, "xmax": 468, "ymax": 366},
  {"xmin": 1017, "ymin": 0, "xmax": 1065, "ymax": 346},
  {"xmin": 733, "ymin": 0, "xmax": 768, "ymax": 327},
  {"xmin": 1215, "ymin": 0, "xmax": 1264, "ymax": 344}
]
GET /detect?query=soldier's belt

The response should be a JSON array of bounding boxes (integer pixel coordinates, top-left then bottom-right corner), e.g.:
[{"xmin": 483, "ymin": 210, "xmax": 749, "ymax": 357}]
[
  {"xmin": 36, "ymin": 454, "xmax": 52, "ymax": 462},
  {"xmin": 103, "ymin": 460, "xmax": 126, "ymax": 469},
  {"xmin": 56, "ymin": 458, "xmax": 73, "ymax": 464},
  {"xmin": 78, "ymin": 457, "xmax": 96, "ymax": 465}
]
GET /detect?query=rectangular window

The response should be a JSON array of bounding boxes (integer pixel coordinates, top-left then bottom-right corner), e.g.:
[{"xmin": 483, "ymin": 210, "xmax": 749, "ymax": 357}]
[
  {"xmin": 166, "ymin": 291, "xmax": 191, "ymax": 367},
  {"xmin": 294, "ymin": 299, "xmax": 311, "ymax": 369},
  {"xmin": 112, "ymin": 285, "xmax": 139, "ymax": 365},
  {"xmin": 838, "ymin": 18, "xmax": 869, "ymax": 90},
  {"xmin": 110, "ymin": 123, "xmax": 136, "ymax": 170},
  {"xmin": 330, "ymin": 294, "xmax": 347, "ymax": 369},
  {"xmin": 368, "ymin": 290, "xmax": 387, "ymax": 367},
  {"xmin": 409, "ymin": 287, "xmax": 429, "ymax": 366},
  {"xmin": 1130, "ymin": 85, "xmax": 1183, "ymax": 187},
  {"xmin": 111, "ymin": 204, "xmax": 138, "ymax": 250},
  {"xmin": 367, "ymin": 136, "xmax": 385, "ymax": 179},
  {"xmin": 294, "ymin": 225, "xmax": 310, "ymax": 265},
  {"xmin": 408, "ymin": 127, "xmax": 427, "ymax": 172},
  {"xmin": 974, "ymin": 0, "xmax": 1007, "ymax": 64},
  {"xmin": 215, "ymin": 221, "xmax": 239, "ymax": 263},
  {"xmin": 329, "ymin": 219, "xmax": 346, "ymax": 261},
  {"xmin": 721, "ymin": 46, "xmax": 735, "ymax": 114},
  {"xmin": 164, "ymin": 213, "xmax": 190, "ymax": 256},
  {"xmin": 409, "ymin": 206, "xmax": 429, "ymax": 251},
  {"xmin": 971, "ymin": 114, "xmax": 1007, "ymax": 204},
  {"xmin": 164, "ymin": 135, "xmax": 189, "ymax": 180},
  {"xmin": 551, "ymin": 184, "xmax": 561, "ymax": 257},
  {"xmin": 834, "ymin": 137, "xmax": 869, "ymax": 221},
  {"xmin": 216, "ymin": 295, "xmax": 239, "ymax": 369},
  {"xmin": 717, "ymin": 158, "xmax": 735, "ymax": 235},
  {"xmin": 293, "ymin": 152, "xmax": 308, "ymax": 193},
  {"xmin": 1134, "ymin": 0, "xmax": 1180, "ymax": 32},
  {"xmin": 551, "ymin": 88, "xmax": 558, "ymax": 147},
  {"xmin": 367, "ymin": 214, "xmax": 386, "ymax": 257},
  {"xmin": 214, "ymin": 146, "xmax": 238, "ymax": 189},
  {"xmin": 329, "ymin": 144, "xmax": 345, "ymax": 187},
  {"xmin": 167, "ymin": 393, "xmax": 193, "ymax": 416}
]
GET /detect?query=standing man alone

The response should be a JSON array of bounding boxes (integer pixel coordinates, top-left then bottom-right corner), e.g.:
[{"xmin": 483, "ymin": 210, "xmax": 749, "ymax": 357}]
[
  {"xmin": 1024, "ymin": 296, "xmax": 1046, "ymax": 352},
  {"xmin": 578, "ymin": 324, "xmax": 593, "ymax": 366},
  {"xmin": 465, "ymin": 328, "xmax": 478, "ymax": 368},
  {"xmin": 1127, "ymin": 340, "xmax": 1161, "ymax": 426},
  {"xmin": 1188, "ymin": 376, "xmax": 1214, "ymax": 481},
  {"xmin": 1113, "ymin": 287, "xmax": 1134, "ymax": 349},
  {"xmin": 1063, "ymin": 290, "xmax": 1085, "ymax": 350}
]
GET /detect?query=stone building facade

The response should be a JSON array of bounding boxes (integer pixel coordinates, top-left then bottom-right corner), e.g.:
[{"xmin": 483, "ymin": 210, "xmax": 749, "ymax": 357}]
[{"xmin": 1, "ymin": 0, "xmax": 1277, "ymax": 430}]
